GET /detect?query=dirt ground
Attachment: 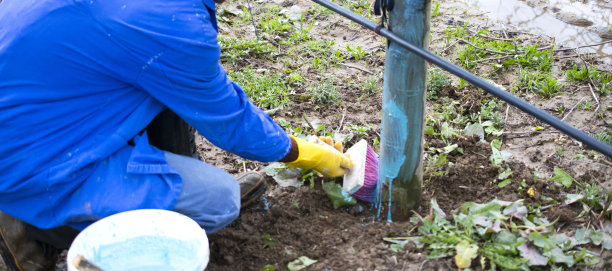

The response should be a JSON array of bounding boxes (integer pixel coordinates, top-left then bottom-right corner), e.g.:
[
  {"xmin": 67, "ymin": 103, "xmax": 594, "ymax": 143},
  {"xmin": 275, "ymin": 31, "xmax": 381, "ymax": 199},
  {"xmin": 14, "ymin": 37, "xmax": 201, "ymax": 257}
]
[
  {"xmin": 2, "ymin": 0, "xmax": 608, "ymax": 270},
  {"xmin": 203, "ymin": 0, "xmax": 612, "ymax": 270}
]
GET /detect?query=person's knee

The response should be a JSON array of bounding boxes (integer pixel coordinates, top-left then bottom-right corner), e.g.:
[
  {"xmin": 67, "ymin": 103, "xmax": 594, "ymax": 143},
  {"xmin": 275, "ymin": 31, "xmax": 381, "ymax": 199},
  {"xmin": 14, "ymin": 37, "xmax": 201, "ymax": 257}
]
[
  {"xmin": 190, "ymin": 180, "xmax": 240, "ymax": 233},
  {"xmin": 165, "ymin": 152, "xmax": 241, "ymax": 233},
  {"xmin": 176, "ymin": 170, "xmax": 240, "ymax": 233}
]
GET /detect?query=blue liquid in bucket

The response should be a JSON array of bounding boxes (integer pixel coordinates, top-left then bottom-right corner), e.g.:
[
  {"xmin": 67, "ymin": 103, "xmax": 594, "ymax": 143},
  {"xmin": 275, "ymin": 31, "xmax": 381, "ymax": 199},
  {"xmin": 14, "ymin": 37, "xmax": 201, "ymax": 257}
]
[{"xmin": 91, "ymin": 235, "xmax": 205, "ymax": 271}]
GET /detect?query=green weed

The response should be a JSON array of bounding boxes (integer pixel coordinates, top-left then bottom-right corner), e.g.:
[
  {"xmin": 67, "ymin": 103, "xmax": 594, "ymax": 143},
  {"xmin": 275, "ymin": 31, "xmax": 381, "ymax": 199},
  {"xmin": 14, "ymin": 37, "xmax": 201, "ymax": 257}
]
[
  {"xmin": 331, "ymin": 49, "xmax": 345, "ymax": 64},
  {"xmin": 281, "ymin": 16, "xmax": 312, "ymax": 46},
  {"xmin": 346, "ymin": 124, "xmax": 373, "ymax": 136},
  {"xmin": 286, "ymin": 71, "xmax": 304, "ymax": 86},
  {"xmin": 514, "ymin": 69, "xmax": 562, "ymax": 98},
  {"xmin": 477, "ymin": 99, "xmax": 504, "ymax": 128},
  {"xmin": 515, "ymin": 69, "xmax": 545, "ymax": 93},
  {"xmin": 345, "ymin": 45, "xmax": 367, "ymax": 60},
  {"xmin": 228, "ymin": 68, "xmax": 290, "ymax": 109},
  {"xmin": 424, "ymin": 149, "xmax": 452, "ymax": 185},
  {"xmin": 302, "ymin": 40, "xmax": 335, "ymax": 58},
  {"xmin": 388, "ymin": 198, "xmax": 606, "ymax": 270},
  {"xmin": 444, "ymin": 25, "xmax": 468, "ymax": 40},
  {"xmin": 427, "ymin": 67, "xmax": 451, "ymax": 100},
  {"xmin": 218, "ymin": 36, "xmax": 274, "ymax": 65},
  {"xmin": 432, "ymin": 1, "xmax": 442, "ymax": 17},
  {"xmin": 306, "ymin": 79, "xmax": 339, "ymax": 104},
  {"xmin": 504, "ymin": 45, "xmax": 553, "ymax": 72},
  {"xmin": 339, "ymin": 0, "xmax": 372, "ymax": 17},
  {"xmin": 312, "ymin": 57, "xmax": 329, "ymax": 71},
  {"xmin": 457, "ymin": 45, "xmax": 484, "ymax": 69},
  {"xmin": 539, "ymin": 77, "xmax": 562, "ymax": 98},
  {"xmin": 259, "ymin": 6, "xmax": 292, "ymax": 36},
  {"xmin": 566, "ymin": 65, "xmax": 612, "ymax": 95},
  {"xmin": 593, "ymin": 128, "xmax": 612, "ymax": 145},
  {"xmin": 361, "ymin": 76, "xmax": 379, "ymax": 97}
]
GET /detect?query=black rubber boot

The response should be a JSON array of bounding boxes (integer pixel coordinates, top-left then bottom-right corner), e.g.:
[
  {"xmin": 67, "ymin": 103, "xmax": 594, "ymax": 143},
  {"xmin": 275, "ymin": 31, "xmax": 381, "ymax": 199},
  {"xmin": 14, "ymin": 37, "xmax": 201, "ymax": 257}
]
[
  {"xmin": 0, "ymin": 212, "xmax": 60, "ymax": 271},
  {"xmin": 146, "ymin": 109, "xmax": 198, "ymax": 158},
  {"xmin": 237, "ymin": 172, "xmax": 267, "ymax": 209}
]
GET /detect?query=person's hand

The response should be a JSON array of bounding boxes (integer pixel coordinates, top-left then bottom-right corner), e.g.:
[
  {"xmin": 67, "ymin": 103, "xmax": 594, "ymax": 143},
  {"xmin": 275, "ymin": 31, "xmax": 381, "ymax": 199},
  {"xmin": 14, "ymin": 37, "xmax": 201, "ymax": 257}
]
[{"xmin": 285, "ymin": 135, "xmax": 353, "ymax": 177}]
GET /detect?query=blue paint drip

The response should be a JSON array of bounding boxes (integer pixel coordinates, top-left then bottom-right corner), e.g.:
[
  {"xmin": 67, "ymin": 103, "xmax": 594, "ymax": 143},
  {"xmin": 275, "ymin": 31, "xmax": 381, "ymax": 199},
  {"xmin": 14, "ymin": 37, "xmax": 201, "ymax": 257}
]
[
  {"xmin": 386, "ymin": 178, "xmax": 393, "ymax": 222},
  {"xmin": 261, "ymin": 196, "xmax": 269, "ymax": 211},
  {"xmin": 376, "ymin": 100, "xmax": 408, "ymax": 222}
]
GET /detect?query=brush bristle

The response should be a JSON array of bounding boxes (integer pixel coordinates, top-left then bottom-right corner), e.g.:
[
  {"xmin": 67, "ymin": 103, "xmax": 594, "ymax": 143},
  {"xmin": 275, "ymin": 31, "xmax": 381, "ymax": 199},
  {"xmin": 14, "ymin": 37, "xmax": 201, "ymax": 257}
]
[{"xmin": 351, "ymin": 144, "xmax": 378, "ymax": 202}]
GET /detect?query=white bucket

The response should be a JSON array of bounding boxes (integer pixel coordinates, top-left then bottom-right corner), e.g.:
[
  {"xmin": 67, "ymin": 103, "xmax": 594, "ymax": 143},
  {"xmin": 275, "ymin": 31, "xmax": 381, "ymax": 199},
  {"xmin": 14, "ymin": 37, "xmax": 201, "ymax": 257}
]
[{"xmin": 67, "ymin": 209, "xmax": 209, "ymax": 271}]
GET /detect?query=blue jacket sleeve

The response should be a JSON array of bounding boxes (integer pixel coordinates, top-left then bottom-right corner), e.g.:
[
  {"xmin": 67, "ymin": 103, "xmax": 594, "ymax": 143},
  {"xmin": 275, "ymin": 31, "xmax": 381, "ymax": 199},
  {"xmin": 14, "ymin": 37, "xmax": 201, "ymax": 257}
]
[{"xmin": 133, "ymin": 6, "xmax": 290, "ymax": 162}]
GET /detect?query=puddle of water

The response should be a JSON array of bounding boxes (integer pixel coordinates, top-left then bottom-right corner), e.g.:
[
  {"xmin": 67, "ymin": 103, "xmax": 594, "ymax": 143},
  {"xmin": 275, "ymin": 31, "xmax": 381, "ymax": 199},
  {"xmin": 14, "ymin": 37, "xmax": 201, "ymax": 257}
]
[{"xmin": 469, "ymin": 0, "xmax": 612, "ymax": 62}]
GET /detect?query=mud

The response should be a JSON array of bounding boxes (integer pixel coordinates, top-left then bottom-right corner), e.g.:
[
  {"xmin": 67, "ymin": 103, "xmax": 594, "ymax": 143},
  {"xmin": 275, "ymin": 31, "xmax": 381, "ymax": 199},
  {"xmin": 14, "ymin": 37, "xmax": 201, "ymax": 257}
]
[
  {"xmin": 203, "ymin": 1, "xmax": 612, "ymax": 270},
  {"xmin": 3, "ymin": 0, "xmax": 607, "ymax": 270}
]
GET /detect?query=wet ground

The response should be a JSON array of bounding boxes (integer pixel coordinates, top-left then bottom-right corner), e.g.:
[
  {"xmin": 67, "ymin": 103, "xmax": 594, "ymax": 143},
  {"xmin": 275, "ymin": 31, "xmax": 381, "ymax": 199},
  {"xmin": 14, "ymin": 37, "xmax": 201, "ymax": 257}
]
[
  {"xmin": 469, "ymin": 0, "xmax": 612, "ymax": 62},
  {"xmin": 1, "ymin": 0, "xmax": 609, "ymax": 270}
]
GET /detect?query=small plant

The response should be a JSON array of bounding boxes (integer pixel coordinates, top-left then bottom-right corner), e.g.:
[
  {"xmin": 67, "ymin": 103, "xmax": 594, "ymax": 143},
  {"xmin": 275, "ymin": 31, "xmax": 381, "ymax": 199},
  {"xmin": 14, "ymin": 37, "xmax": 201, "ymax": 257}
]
[
  {"xmin": 360, "ymin": 76, "xmax": 379, "ymax": 96},
  {"xmin": 457, "ymin": 46, "xmax": 482, "ymax": 69},
  {"xmin": 592, "ymin": 128, "xmax": 612, "ymax": 145},
  {"xmin": 345, "ymin": 45, "xmax": 367, "ymax": 60},
  {"xmin": 514, "ymin": 69, "xmax": 544, "ymax": 94},
  {"xmin": 431, "ymin": 1, "xmax": 442, "ymax": 17},
  {"xmin": 444, "ymin": 25, "xmax": 468, "ymax": 40},
  {"xmin": 505, "ymin": 45, "xmax": 553, "ymax": 72},
  {"xmin": 331, "ymin": 49, "xmax": 345, "ymax": 64},
  {"xmin": 427, "ymin": 67, "xmax": 451, "ymax": 100},
  {"xmin": 339, "ymin": 0, "xmax": 372, "ymax": 17},
  {"xmin": 259, "ymin": 6, "xmax": 292, "ymax": 36},
  {"xmin": 281, "ymin": 16, "xmax": 313, "ymax": 45},
  {"xmin": 479, "ymin": 99, "xmax": 504, "ymax": 128},
  {"xmin": 489, "ymin": 139, "xmax": 511, "ymax": 167},
  {"xmin": 566, "ymin": 64, "xmax": 590, "ymax": 82},
  {"xmin": 229, "ymin": 68, "xmax": 290, "ymax": 109},
  {"xmin": 577, "ymin": 100, "xmax": 595, "ymax": 111},
  {"xmin": 424, "ymin": 149, "xmax": 452, "ymax": 185},
  {"xmin": 301, "ymin": 40, "xmax": 335, "ymax": 58},
  {"xmin": 263, "ymin": 234, "xmax": 278, "ymax": 248},
  {"xmin": 306, "ymin": 79, "xmax": 339, "ymax": 104},
  {"xmin": 566, "ymin": 64, "xmax": 612, "ymax": 95},
  {"xmin": 538, "ymin": 76, "xmax": 562, "ymax": 98},
  {"xmin": 286, "ymin": 71, "xmax": 304, "ymax": 86},
  {"xmin": 312, "ymin": 57, "xmax": 328, "ymax": 70},
  {"xmin": 218, "ymin": 36, "xmax": 274, "ymax": 65},
  {"xmin": 346, "ymin": 124, "xmax": 373, "ymax": 136},
  {"xmin": 387, "ymin": 199, "xmax": 606, "ymax": 270}
]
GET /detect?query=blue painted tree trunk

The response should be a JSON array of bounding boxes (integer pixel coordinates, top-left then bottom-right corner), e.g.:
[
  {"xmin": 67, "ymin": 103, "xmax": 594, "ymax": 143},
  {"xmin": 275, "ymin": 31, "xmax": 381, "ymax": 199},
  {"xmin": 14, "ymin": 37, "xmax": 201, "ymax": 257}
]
[{"xmin": 377, "ymin": 0, "xmax": 429, "ymax": 221}]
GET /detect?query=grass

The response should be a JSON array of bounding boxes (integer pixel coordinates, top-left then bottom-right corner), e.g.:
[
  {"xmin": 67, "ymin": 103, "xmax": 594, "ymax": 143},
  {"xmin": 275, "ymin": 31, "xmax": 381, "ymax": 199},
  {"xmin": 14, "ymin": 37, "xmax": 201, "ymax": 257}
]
[
  {"xmin": 427, "ymin": 67, "xmax": 451, "ymax": 100},
  {"xmin": 339, "ymin": 0, "xmax": 372, "ymax": 18},
  {"xmin": 306, "ymin": 79, "xmax": 339, "ymax": 105},
  {"xmin": 259, "ymin": 5, "xmax": 292, "ymax": 36},
  {"xmin": 218, "ymin": 36, "xmax": 274, "ymax": 65},
  {"xmin": 361, "ymin": 76, "xmax": 380, "ymax": 97},
  {"xmin": 566, "ymin": 64, "xmax": 612, "ymax": 95},
  {"xmin": 281, "ymin": 17, "xmax": 313, "ymax": 46},
  {"xmin": 593, "ymin": 128, "xmax": 612, "ymax": 146},
  {"xmin": 228, "ymin": 68, "xmax": 291, "ymax": 109}
]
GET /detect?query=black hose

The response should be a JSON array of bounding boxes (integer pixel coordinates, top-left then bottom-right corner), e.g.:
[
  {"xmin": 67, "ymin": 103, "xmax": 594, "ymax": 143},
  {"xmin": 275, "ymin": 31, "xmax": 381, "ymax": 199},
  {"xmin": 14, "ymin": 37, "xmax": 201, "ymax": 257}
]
[{"xmin": 312, "ymin": 0, "xmax": 612, "ymax": 158}]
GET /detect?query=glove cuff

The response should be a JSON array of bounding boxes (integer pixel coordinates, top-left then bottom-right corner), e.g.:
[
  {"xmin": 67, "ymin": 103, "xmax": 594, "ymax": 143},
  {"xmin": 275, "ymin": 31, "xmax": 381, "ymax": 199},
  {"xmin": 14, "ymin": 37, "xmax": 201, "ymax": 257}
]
[{"xmin": 278, "ymin": 135, "xmax": 299, "ymax": 163}]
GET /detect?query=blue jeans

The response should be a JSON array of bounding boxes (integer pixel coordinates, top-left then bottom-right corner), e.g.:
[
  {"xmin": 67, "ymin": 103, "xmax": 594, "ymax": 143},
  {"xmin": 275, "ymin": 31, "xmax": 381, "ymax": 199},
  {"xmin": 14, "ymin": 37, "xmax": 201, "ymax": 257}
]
[{"xmin": 164, "ymin": 152, "xmax": 240, "ymax": 234}]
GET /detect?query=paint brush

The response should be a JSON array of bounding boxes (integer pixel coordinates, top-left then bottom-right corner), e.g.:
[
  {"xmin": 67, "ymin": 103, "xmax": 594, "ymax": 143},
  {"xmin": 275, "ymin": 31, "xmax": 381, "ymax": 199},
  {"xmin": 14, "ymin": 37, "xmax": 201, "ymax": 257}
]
[{"xmin": 343, "ymin": 139, "xmax": 379, "ymax": 202}]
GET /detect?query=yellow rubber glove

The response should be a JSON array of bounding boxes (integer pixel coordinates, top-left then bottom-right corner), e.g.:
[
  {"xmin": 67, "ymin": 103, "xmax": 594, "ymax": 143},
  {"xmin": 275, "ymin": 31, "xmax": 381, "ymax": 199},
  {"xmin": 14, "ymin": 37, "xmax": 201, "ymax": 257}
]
[{"xmin": 286, "ymin": 135, "xmax": 353, "ymax": 177}]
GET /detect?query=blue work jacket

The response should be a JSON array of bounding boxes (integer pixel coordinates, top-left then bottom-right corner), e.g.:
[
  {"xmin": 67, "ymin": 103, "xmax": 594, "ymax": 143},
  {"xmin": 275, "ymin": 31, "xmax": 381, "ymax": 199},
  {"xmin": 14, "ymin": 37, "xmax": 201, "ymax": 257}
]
[{"xmin": 0, "ymin": 0, "xmax": 290, "ymax": 229}]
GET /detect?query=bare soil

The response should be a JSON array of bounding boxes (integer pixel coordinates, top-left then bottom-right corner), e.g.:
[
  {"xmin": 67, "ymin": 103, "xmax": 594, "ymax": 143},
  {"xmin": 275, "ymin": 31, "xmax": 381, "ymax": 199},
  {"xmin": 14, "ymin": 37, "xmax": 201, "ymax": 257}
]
[
  {"xmin": 3, "ymin": 1, "xmax": 605, "ymax": 270},
  {"xmin": 203, "ymin": 0, "xmax": 612, "ymax": 270}
]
